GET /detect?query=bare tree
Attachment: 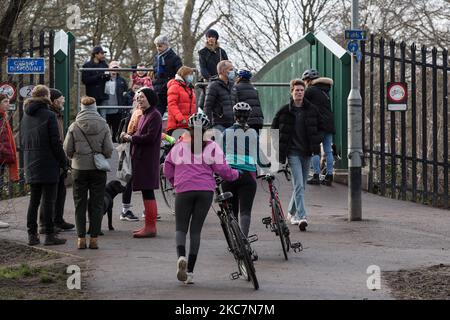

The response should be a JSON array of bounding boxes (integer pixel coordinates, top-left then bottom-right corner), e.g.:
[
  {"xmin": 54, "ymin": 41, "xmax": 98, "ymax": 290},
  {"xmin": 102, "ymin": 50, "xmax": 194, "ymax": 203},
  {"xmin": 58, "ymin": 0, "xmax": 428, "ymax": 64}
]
[{"xmin": 0, "ymin": 0, "xmax": 30, "ymax": 58}]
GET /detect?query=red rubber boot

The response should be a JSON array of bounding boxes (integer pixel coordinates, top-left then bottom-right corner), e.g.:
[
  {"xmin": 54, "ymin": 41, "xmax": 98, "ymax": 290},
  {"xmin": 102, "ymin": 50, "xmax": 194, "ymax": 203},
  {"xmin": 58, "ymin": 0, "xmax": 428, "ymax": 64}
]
[{"xmin": 133, "ymin": 200, "xmax": 157, "ymax": 238}]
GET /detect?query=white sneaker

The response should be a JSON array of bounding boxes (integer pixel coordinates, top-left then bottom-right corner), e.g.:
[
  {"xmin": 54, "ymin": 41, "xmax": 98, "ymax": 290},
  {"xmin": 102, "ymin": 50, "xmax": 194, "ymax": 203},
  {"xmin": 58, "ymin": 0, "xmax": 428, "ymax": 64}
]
[
  {"xmin": 290, "ymin": 216, "xmax": 301, "ymax": 225},
  {"xmin": 286, "ymin": 213, "xmax": 293, "ymax": 223},
  {"xmin": 177, "ymin": 256, "xmax": 188, "ymax": 282},
  {"xmin": 0, "ymin": 221, "xmax": 9, "ymax": 229},
  {"xmin": 185, "ymin": 272, "xmax": 194, "ymax": 284}
]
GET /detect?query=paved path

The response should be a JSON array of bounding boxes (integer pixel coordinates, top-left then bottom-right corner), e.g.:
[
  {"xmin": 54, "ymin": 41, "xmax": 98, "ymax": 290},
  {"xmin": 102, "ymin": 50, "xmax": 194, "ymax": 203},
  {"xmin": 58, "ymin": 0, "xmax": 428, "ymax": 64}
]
[{"xmin": 1, "ymin": 148, "xmax": 449, "ymax": 300}]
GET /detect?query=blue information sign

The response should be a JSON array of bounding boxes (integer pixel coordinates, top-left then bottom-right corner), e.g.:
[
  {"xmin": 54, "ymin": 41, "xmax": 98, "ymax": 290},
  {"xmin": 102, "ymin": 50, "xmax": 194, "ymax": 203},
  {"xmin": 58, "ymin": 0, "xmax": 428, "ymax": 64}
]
[
  {"xmin": 7, "ymin": 58, "xmax": 46, "ymax": 74},
  {"xmin": 347, "ymin": 41, "xmax": 359, "ymax": 53},
  {"xmin": 345, "ymin": 30, "xmax": 367, "ymax": 41}
]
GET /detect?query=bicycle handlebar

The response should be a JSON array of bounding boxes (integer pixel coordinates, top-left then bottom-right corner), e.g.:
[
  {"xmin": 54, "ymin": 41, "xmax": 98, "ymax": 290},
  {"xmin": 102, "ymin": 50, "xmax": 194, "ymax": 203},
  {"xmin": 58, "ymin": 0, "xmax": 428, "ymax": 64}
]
[{"xmin": 257, "ymin": 168, "xmax": 291, "ymax": 182}]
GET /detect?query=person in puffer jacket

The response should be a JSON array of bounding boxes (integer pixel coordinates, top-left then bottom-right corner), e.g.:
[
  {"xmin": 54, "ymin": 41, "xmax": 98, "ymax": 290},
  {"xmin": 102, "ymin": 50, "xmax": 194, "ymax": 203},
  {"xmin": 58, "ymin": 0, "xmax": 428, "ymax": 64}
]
[
  {"xmin": 64, "ymin": 96, "xmax": 114, "ymax": 250},
  {"xmin": 166, "ymin": 66, "xmax": 197, "ymax": 135},
  {"xmin": 232, "ymin": 69, "xmax": 264, "ymax": 133},
  {"xmin": 164, "ymin": 113, "xmax": 239, "ymax": 285}
]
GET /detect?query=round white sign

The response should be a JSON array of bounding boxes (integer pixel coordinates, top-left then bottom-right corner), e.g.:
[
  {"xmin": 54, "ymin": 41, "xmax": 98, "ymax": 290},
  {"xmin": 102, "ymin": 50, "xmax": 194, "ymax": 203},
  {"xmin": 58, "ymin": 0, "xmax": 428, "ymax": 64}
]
[{"xmin": 389, "ymin": 84, "xmax": 406, "ymax": 102}]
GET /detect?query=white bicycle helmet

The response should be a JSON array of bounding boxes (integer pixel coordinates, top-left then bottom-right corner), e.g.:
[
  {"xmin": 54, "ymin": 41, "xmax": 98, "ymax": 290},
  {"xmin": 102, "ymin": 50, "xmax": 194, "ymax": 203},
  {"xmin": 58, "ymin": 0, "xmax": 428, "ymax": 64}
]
[
  {"xmin": 233, "ymin": 102, "xmax": 252, "ymax": 113},
  {"xmin": 188, "ymin": 113, "xmax": 210, "ymax": 129}
]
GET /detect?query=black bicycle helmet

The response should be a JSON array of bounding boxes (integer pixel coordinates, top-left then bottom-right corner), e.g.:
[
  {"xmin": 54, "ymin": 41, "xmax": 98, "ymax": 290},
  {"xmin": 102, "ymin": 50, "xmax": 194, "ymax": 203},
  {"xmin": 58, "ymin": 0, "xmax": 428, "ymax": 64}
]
[
  {"xmin": 301, "ymin": 69, "xmax": 320, "ymax": 81},
  {"xmin": 188, "ymin": 113, "xmax": 210, "ymax": 129}
]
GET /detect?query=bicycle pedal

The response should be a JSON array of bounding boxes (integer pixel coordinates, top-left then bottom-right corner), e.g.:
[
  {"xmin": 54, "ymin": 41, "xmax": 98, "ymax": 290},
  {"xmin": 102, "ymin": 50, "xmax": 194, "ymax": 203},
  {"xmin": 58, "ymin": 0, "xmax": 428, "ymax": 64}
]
[
  {"xmin": 291, "ymin": 242, "xmax": 303, "ymax": 253},
  {"xmin": 247, "ymin": 234, "xmax": 258, "ymax": 243},
  {"xmin": 229, "ymin": 272, "xmax": 240, "ymax": 280},
  {"xmin": 262, "ymin": 217, "xmax": 272, "ymax": 225}
]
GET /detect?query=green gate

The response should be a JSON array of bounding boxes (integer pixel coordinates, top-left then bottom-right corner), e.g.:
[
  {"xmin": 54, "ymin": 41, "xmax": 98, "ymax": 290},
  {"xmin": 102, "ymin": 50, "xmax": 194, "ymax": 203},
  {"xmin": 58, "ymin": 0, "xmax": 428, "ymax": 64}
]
[{"xmin": 253, "ymin": 31, "xmax": 351, "ymax": 169}]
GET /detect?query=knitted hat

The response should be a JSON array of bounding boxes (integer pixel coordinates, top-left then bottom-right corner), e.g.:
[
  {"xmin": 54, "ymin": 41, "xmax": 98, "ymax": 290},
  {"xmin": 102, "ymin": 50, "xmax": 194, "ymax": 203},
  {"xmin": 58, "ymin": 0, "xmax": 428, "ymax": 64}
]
[
  {"xmin": 139, "ymin": 87, "xmax": 158, "ymax": 107},
  {"xmin": 206, "ymin": 29, "xmax": 219, "ymax": 40},
  {"xmin": 50, "ymin": 88, "xmax": 63, "ymax": 102}
]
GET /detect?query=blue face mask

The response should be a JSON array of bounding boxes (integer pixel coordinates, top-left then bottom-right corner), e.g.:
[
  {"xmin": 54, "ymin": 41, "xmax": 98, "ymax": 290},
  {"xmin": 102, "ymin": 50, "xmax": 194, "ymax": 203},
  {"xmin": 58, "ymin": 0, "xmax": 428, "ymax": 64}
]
[
  {"xmin": 227, "ymin": 70, "xmax": 236, "ymax": 81},
  {"xmin": 185, "ymin": 75, "xmax": 194, "ymax": 84}
]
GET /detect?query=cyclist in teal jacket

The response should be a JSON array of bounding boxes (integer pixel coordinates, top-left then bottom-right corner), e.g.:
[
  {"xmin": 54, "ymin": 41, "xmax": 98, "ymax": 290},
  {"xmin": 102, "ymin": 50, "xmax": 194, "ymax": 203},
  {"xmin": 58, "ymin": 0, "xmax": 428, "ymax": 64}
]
[{"xmin": 222, "ymin": 102, "xmax": 270, "ymax": 238}]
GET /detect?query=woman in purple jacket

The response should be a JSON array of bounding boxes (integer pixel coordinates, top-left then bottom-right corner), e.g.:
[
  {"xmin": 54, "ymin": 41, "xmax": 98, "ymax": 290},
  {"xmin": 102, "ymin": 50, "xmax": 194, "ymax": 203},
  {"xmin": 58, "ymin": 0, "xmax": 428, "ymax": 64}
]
[
  {"xmin": 164, "ymin": 113, "xmax": 239, "ymax": 285},
  {"xmin": 120, "ymin": 87, "xmax": 162, "ymax": 239}
]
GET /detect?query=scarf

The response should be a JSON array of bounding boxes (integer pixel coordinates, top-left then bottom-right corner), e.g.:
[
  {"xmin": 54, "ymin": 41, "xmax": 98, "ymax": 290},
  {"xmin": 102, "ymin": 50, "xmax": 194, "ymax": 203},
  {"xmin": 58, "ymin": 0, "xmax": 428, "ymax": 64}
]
[
  {"xmin": 0, "ymin": 110, "xmax": 19, "ymax": 182},
  {"xmin": 156, "ymin": 48, "xmax": 170, "ymax": 77}
]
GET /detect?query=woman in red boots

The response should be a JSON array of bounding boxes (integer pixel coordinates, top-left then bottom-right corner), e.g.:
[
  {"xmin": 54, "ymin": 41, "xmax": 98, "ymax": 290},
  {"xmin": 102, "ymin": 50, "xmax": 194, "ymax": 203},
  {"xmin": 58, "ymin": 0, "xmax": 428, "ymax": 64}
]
[{"xmin": 120, "ymin": 87, "xmax": 162, "ymax": 238}]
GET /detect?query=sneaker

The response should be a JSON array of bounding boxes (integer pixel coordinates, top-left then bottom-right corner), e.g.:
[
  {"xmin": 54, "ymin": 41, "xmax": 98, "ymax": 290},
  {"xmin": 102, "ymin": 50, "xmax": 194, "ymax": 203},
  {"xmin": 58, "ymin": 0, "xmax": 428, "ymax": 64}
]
[
  {"xmin": 0, "ymin": 220, "xmax": 9, "ymax": 229},
  {"xmin": 28, "ymin": 234, "xmax": 40, "ymax": 246},
  {"xmin": 177, "ymin": 256, "xmax": 188, "ymax": 282},
  {"xmin": 120, "ymin": 211, "xmax": 139, "ymax": 222},
  {"xmin": 307, "ymin": 174, "xmax": 321, "ymax": 185},
  {"xmin": 185, "ymin": 272, "xmax": 194, "ymax": 284},
  {"xmin": 286, "ymin": 213, "xmax": 293, "ymax": 223},
  {"xmin": 55, "ymin": 221, "xmax": 75, "ymax": 230},
  {"xmin": 290, "ymin": 216, "xmax": 301, "ymax": 225},
  {"xmin": 299, "ymin": 219, "xmax": 308, "ymax": 232},
  {"xmin": 144, "ymin": 211, "xmax": 161, "ymax": 220}
]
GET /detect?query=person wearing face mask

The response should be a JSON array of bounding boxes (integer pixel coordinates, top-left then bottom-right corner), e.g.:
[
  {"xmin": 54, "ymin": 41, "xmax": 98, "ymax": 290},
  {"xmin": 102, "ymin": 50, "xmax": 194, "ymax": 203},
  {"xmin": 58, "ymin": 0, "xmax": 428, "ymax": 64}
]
[
  {"xmin": 203, "ymin": 60, "xmax": 236, "ymax": 132},
  {"xmin": 166, "ymin": 66, "xmax": 197, "ymax": 136}
]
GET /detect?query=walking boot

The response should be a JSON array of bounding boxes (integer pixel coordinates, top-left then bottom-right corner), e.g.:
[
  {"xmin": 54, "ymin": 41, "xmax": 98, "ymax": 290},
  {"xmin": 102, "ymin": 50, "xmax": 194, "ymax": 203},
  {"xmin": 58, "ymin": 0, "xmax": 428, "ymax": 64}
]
[
  {"xmin": 89, "ymin": 237, "xmax": 98, "ymax": 249},
  {"xmin": 133, "ymin": 200, "xmax": 157, "ymax": 238},
  {"xmin": 77, "ymin": 238, "xmax": 87, "ymax": 250},
  {"xmin": 44, "ymin": 233, "xmax": 67, "ymax": 246},
  {"xmin": 28, "ymin": 234, "xmax": 40, "ymax": 246},
  {"xmin": 321, "ymin": 174, "xmax": 333, "ymax": 186},
  {"xmin": 307, "ymin": 174, "xmax": 320, "ymax": 185}
]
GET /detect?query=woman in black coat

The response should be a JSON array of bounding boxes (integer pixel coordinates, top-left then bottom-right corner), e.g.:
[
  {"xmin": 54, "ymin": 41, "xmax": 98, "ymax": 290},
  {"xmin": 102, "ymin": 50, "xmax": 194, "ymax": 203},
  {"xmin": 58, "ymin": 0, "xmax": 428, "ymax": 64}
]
[{"xmin": 21, "ymin": 85, "xmax": 68, "ymax": 246}]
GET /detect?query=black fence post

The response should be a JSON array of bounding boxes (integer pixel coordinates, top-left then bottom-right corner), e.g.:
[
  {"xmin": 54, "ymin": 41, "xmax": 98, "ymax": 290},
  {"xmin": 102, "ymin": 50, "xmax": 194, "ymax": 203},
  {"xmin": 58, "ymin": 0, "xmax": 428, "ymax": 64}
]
[
  {"xmin": 410, "ymin": 43, "xmax": 418, "ymax": 203},
  {"xmin": 49, "ymin": 30, "xmax": 55, "ymax": 88},
  {"xmin": 443, "ymin": 49, "xmax": 449, "ymax": 209},
  {"xmin": 421, "ymin": 45, "xmax": 428, "ymax": 204},
  {"xmin": 369, "ymin": 34, "xmax": 375, "ymax": 193},
  {"xmin": 389, "ymin": 39, "xmax": 397, "ymax": 199},
  {"xmin": 18, "ymin": 32, "xmax": 25, "ymax": 194},
  {"xmin": 39, "ymin": 30, "xmax": 45, "ymax": 84},
  {"xmin": 400, "ymin": 41, "xmax": 407, "ymax": 201},
  {"xmin": 29, "ymin": 29, "xmax": 34, "ymax": 87},
  {"xmin": 431, "ymin": 47, "xmax": 439, "ymax": 207},
  {"xmin": 379, "ymin": 37, "xmax": 386, "ymax": 197}
]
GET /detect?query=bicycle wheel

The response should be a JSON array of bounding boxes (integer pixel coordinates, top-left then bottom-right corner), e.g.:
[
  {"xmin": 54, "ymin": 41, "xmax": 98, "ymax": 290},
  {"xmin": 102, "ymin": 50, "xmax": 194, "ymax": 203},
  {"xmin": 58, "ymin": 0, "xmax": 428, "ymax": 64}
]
[
  {"xmin": 229, "ymin": 219, "xmax": 259, "ymax": 290},
  {"xmin": 159, "ymin": 164, "xmax": 175, "ymax": 211},
  {"xmin": 272, "ymin": 199, "xmax": 288, "ymax": 260}
]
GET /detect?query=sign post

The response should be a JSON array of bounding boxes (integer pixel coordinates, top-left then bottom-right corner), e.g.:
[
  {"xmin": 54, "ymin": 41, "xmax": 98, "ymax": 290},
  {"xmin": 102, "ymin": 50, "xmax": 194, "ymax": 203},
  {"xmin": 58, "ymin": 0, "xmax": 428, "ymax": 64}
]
[
  {"xmin": 54, "ymin": 30, "xmax": 69, "ymax": 133},
  {"xmin": 347, "ymin": 0, "xmax": 363, "ymax": 221},
  {"xmin": 7, "ymin": 58, "xmax": 45, "ymax": 74}
]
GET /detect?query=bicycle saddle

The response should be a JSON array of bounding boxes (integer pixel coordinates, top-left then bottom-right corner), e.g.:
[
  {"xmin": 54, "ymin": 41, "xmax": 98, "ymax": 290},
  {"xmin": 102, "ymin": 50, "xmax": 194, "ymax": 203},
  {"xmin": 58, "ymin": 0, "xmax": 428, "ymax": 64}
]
[{"xmin": 215, "ymin": 192, "xmax": 233, "ymax": 203}]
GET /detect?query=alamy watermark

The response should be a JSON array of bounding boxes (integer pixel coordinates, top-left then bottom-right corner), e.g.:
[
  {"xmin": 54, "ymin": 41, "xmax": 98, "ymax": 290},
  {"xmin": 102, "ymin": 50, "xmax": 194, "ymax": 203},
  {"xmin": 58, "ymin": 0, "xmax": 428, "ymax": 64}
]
[
  {"xmin": 366, "ymin": 265, "xmax": 381, "ymax": 290},
  {"xmin": 67, "ymin": 265, "xmax": 81, "ymax": 290},
  {"xmin": 66, "ymin": 5, "xmax": 81, "ymax": 30}
]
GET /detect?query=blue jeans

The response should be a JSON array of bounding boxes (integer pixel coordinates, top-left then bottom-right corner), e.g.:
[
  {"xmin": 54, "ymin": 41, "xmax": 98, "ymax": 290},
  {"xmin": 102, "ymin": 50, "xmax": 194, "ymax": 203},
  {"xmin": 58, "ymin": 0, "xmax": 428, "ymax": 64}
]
[
  {"xmin": 312, "ymin": 133, "xmax": 333, "ymax": 175},
  {"xmin": 287, "ymin": 154, "xmax": 311, "ymax": 220}
]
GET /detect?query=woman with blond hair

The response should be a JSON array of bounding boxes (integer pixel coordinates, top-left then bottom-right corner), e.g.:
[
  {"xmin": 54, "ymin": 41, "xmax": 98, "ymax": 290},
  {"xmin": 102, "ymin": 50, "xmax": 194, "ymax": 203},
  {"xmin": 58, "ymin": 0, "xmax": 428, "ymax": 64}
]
[{"xmin": 166, "ymin": 66, "xmax": 197, "ymax": 136}]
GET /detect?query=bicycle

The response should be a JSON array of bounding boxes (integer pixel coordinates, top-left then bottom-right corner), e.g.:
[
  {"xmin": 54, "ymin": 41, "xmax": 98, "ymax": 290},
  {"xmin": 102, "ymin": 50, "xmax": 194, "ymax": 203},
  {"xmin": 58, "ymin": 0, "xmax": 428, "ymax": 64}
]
[
  {"xmin": 213, "ymin": 175, "xmax": 259, "ymax": 290},
  {"xmin": 159, "ymin": 141, "xmax": 175, "ymax": 212},
  {"xmin": 257, "ymin": 167, "xmax": 303, "ymax": 260}
]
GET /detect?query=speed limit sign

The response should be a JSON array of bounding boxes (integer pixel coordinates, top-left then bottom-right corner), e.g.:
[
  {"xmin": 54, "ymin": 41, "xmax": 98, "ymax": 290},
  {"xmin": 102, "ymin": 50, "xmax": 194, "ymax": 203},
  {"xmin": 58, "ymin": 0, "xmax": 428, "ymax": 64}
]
[{"xmin": 0, "ymin": 83, "xmax": 17, "ymax": 102}]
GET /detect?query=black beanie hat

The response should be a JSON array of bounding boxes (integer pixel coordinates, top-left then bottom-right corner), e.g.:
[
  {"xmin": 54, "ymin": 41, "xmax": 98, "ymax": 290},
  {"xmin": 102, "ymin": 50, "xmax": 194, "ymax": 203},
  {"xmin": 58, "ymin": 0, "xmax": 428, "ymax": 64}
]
[
  {"xmin": 139, "ymin": 87, "xmax": 158, "ymax": 107},
  {"xmin": 50, "ymin": 88, "xmax": 63, "ymax": 102},
  {"xmin": 206, "ymin": 29, "xmax": 219, "ymax": 40}
]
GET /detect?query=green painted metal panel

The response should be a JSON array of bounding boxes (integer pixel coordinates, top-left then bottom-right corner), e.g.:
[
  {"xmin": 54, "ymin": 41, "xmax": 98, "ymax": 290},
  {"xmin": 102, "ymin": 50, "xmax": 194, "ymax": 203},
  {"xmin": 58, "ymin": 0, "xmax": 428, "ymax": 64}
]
[{"xmin": 254, "ymin": 31, "xmax": 351, "ymax": 169}]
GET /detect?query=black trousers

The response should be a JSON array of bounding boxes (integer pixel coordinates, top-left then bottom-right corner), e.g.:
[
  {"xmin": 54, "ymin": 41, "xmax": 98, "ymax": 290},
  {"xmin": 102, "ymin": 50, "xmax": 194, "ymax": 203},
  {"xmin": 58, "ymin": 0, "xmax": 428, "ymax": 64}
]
[
  {"xmin": 27, "ymin": 183, "xmax": 58, "ymax": 235},
  {"xmin": 221, "ymin": 171, "xmax": 257, "ymax": 237},
  {"xmin": 39, "ymin": 173, "xmax": 66, "ymax": 227},
  {"xmin": 106, "ymin": 113, "xmax": 123, "ymax": 143}
]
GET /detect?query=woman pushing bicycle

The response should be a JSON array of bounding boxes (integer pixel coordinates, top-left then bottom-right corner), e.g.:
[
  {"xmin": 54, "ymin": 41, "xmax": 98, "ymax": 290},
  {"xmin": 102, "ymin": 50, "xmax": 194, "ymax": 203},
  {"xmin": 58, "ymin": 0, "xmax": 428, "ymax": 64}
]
[
  {"xmin": 221, "ymin": 102, "xmax": 271, "ymax": 238},
  {"xmin": 163, "ymin": 113, "xmax": 239, "ymax": 285}
]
